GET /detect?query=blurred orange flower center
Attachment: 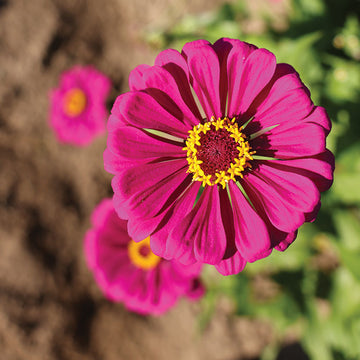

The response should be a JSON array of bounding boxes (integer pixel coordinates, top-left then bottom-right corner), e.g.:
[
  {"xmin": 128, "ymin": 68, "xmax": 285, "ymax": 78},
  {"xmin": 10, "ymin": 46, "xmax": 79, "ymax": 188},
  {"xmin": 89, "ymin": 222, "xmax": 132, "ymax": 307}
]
[
  {"xmin": 63, "ymin": 88, "xmax": 87, "ymax": 116},
  {"xmin": 128, "ymin": 236, "xmax": 161, "ymax": 270}
]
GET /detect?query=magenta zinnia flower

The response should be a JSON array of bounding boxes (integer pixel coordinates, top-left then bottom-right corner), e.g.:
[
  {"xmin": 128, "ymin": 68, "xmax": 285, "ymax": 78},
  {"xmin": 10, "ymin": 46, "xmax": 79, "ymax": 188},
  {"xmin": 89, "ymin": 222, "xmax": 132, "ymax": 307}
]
[
  {"xmin": 84, "ymin": 199, "xmax": 204, "ymax": 315},
  {"xmin": 49, "ymin": 65, "xmax": 111, "ymax": 146},
  {"xmin": 104, "ymin": 38, "xmax": 334, "ymax": 275}
]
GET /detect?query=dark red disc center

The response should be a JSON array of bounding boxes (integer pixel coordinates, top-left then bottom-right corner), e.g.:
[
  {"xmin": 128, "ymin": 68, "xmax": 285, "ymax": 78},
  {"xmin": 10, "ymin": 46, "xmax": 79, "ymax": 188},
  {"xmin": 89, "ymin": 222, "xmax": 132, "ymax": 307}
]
[
  {"xmin": 139, "ymin": 244, "xmax": 151, "ymax": 257},
  {"xmin": 195, "ymin": 128, "xmax": 240, "ymax": 176}
]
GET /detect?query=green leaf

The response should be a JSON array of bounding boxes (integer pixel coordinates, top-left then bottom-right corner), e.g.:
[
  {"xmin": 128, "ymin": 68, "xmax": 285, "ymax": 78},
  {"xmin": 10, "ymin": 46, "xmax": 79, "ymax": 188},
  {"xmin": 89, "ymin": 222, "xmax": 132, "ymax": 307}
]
[
  {"xmin": 337, "ymin": 246, "xmax": 360, "ymax": 282},
  {"xmin": 324, "ymin": 56, "xmax": 360, "ymax": 103},
  {"xmin": 332, "ymin": 173, "xmax": 360, "ymax": 204},
  {"xmin": 332, "ymin": 209, "xmax": 360, "ymax": 250},
  {"xmin": 330, "ymin": 267, "xmax": 360, "ymax": 320},
  {"xmin": 336, "ymin": 142, "xmax": 360, "ymax": 172}
]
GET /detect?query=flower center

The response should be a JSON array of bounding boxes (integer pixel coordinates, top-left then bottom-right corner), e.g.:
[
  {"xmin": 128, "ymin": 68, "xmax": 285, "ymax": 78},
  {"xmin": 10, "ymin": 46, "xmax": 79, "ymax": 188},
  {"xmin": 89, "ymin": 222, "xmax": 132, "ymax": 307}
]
[
  {"xmin": 183, "ymin": 117, "xmax": 255, "ymax": 188},
  {"xmin": 128, "ymin": 236, "xmax": 161, "ymax": 270},
  {"xmin": 63, "ymin": 88, "xmax": 87, "ymax": 117}
]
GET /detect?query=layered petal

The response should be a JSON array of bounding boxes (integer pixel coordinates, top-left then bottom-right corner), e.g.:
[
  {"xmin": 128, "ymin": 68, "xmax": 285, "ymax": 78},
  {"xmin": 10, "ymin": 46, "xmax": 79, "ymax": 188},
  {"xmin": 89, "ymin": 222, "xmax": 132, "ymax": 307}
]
[
  {"xmin": 255, "ymin": 163, "xmax": 320, "ymax": 213},
  {"xmin": 154, "ymin": 48, "xmax": 202, "ymax": 120},
  {"xmin": 215, "ymin": 252, "xmax": 247, "ymax": 276},
  {"xmin": 125, "ymin": 179, "xmax": 197, "ymax": 245},
  {"xmin": 225, "ymin": 41, "xmax": 258, "ymax": 117},
  {"xmin": 111, "ymin": 91, "xmax": 190, "ymax": 138},
  {"xmin": 270, "ymin": 227, "xmax": 298, "ymax": 252},
  {"xmin": 128, "ymin": 64, "xmax": 151, "ymax": 89},
  {"xmin": 265, "ymin": 150, "xmax": 334, "ymax": 192},
  {"xmin": 246, "ymin": 83, "xmax": 314, "ymax": 135},
  {"xmin": 170, "ymin": 186, "xmax": 227, "ymax": 264},
  {"xmin": 112, "ymin": 158, "xmax": 189, "ymax": 221},
  {"xmin": 303, "ymin": 106, "xmax": 332, "ymax": 135},
  {"xmin": 242, "ymin": 173, "xmax": 305, "ymax": 233},
  {"xmin": 129, "ymin": 64, "xmax": 200, "ymax": 127},
  {"xmin": 108, "ymin": 126, "xmax": 184, "ymax": 161},
  {"xmin": 213, "ymin": 38, "xmax": 257, "ymax": 115},
  {"xmin": 219, "ymin": 187, "xmax": 237, "ymax": 259},
  {"xmin": 229, "ymin": 181, "xmax": 272, "ymax": 262},
  {"xmin": 228, "ymin": 48, "xmax": 276, "ymax": 118},
  {"xmin": 252, "ymin": 122, "xmax": 327, "ymax": 159},
  {"xmin": 182, "ymin": 41, "xmax": 222, "ymax": 119},
  {"xmin": 151, "ymin": 182, "xmax": 201, "ymax": 264}
]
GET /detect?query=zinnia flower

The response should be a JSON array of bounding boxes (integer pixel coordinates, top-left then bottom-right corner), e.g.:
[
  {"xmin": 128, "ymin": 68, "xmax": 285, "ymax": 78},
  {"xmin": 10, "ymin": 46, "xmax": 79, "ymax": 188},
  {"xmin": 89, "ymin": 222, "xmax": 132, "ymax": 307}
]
[
  {"xmin": 49, "ymin": 65, "xmax": 111, "ymax": 146},
  {"xmin": 84, "ymin": 198, "xmax": 204, "ymax": 315},
  {"xmin": 104, "ymin": 38, "xmax": 334, "ymax": 275}
]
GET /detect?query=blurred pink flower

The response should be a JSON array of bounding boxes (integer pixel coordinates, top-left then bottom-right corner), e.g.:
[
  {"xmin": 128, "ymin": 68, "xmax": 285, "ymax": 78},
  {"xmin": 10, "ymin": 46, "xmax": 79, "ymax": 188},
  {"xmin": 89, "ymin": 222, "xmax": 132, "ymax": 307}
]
[
  {"xmin": 49, "ymin": 65, "xmax": 111, "ymax": 146},
  {"xmin": 84, "ymin": 198, "xmax": 204, "ymax": 315},
  {"xmin": 104, "ymin": 38, "xmax": 334, "ymax": 276}
]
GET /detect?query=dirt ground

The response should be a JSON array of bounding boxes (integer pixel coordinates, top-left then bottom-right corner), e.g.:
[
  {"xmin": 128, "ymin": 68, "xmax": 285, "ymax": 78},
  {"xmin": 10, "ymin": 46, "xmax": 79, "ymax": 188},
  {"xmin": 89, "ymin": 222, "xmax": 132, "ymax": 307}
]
[{"xmin": 0, "ymin": 0, "xmax": 285, "ymax": 359}]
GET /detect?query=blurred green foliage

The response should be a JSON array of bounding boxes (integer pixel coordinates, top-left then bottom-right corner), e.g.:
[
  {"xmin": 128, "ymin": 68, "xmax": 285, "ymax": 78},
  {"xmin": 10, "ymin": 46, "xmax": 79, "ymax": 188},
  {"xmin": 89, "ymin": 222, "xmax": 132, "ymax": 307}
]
[{"xmin": 148, "ymin": 0, "xmax": 360, "ymax": 359}]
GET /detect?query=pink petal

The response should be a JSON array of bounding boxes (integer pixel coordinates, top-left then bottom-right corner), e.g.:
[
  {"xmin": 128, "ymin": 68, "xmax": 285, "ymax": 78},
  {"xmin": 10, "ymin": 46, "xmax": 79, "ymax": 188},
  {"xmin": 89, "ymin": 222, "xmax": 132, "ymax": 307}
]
[
  {"xmin": 84, "ymin": 231, "xmax": 99, "ymax": 272},
  {"xmin": 111, "ymin": 91, "xmax": 190, "ymax": 139},
  {"xmin": 182, "ymin": 41, "xmax": 222, "ymax": 119},
  {"xmin": 228, "ymin": 48, "xmax": 276, "ymax": 118},
  {"xmin": 213, "ymin": 38, "xmax": 256, "ymax": 115},
  {"xmin": 170, "ymin": 186, "xmax": 227, "ymax": 264},
  {"xmin": 265, "ymin": 150, "xmax": 334, "ymax": 192},
  {"xmin": 107, "ymin": 113, "xmax": 126, "ymax": 132},
  {"xmin": 129, "ymin": 65, "xmax": 201, "ymax": 128},
  {"xmin": 186, "ymin": 278, "xmax": 206, "ymax": 300},
  {"xmin": 151, "ymin": 182, "xmax": 201, "ymax": 264},
  {"xmin": 112, "ymin": 159, "xmax": 189, "ymax": 221},
  {"xmin": 219, "ymin": 187, "xmax": 237, "ymax": 259},
  {"xmin": 128, "ymin": 64, "xmax": 151, "ymax": 90},
  {"xmin": 262, "ymin": 217, "xmax": 299, "ymax": 251},
  {"xmin": 121, "ymin": 268, "xmax": 149, "ymax": 301},
  {"xmin": 304, "ymin": 106, "xmax": 332, "ymax": 135},
  {"xmin": 215, "ymin": 252, "xmax": 247, "ymax": 276},
  {"xmin": 99, "ymin": 251, "xmax": 132, "ymax": 286},
  {"xmin": 89, "ymin": 198, "xmax": 114, "ymax": 227},
  {"xmin": 107, "ymin": 267, "xmax": 145, "ymax": 302},
  {"xmin": 242, "ymin": 173, "xmax": 305, "ymax": 233},
  {"xmin": 252, "ymin": 122, "xmax": 327, "ymax": 159},
  {"xmin": 270, "ymin": 63, "xmax": 306, "ymax": 88},
  {"xmin": 159, "ymin": 261, "xmax": 190, "ymax": 293},
  {"xmin": 273, "ymin": 229, "xmax": 298, "ymax": 251},
  {"xmin": 149, "ymin": 266, "xmax": 180, "ymax": 313},
  {"xmin": 254, "ymin": 72, "xmax": 310, "ymax": 117},
  {"xmin": 170, "ymin": 259, "xmax": 203, "ymax": 278},
  {"xmin": 305, "ymin": 201, "xmax": 321, "ymax": 223},
  {"xmin": 244, "ymin": 63, "xmax": 306, "ymax": 120},
  {"xmin": 106, "ymin": 119, "xmax": 185, "ymax": 175},
  {"xmin": 108, "ymin": 125, "xmax": 184, "ymax": 161},
  {"xmin": 246, "ymin": 80, "xmax": 314, "ymax": 134},
  {"xmin": 125, "ymin": 181, "xmax": 197, "ymax": 243},
  {"xmin": 212, "ymin": 39, "xmax": 231, "ymax": 115},
  {"xmin": 104, "ymin": 147, "xmax": 137, "ymax": 174},
  {"xmin": 228, "ymin": 181, "xmax": 272, "ymax": 262},
  {"xmin": 225, "ymin": 41, "xmax": 258, "ymax": 117},
  {"xmin": 256, "ymin": 163, "xmax": 320, "ymax": 213},
  {"xmin": 125, "ymin": 214, "xmax": 162, "ymax": 243},
  {"xmin": 154, "ymin": 48, "xmax": 202, "ymax": 121}
]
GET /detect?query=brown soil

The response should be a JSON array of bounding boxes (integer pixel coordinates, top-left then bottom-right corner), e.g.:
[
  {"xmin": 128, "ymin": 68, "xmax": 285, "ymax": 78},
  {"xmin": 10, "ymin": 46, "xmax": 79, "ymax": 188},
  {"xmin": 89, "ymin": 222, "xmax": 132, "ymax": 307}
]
[{"xmin": 0, "ymin": 0, "xmax": 276, "ymax": 359}]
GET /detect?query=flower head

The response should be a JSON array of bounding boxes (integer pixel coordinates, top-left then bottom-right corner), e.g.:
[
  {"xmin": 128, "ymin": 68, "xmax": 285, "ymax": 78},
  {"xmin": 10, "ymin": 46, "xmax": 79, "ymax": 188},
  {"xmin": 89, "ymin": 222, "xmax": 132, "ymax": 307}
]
[
  {"xmin": 104, "ymin": 38, "xmax": 334, "ymax": 275},
  {"xmin": 49, "ymin": 65, "xmax": 111, "ymax": 146},
  {"xmin": 84, "ymin": 199, "xmax": 204, "ymax": 315}
]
